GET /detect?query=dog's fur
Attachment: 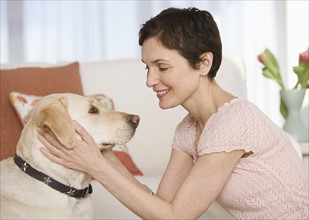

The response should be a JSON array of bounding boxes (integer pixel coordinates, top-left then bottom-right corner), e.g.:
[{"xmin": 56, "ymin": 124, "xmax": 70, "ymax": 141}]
[{"xmin": 0, "ymin": 93, "xmax": 139, "ymax": 219}]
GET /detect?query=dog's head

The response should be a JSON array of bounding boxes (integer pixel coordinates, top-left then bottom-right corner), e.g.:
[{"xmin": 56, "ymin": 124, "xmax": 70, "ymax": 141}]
[{"xmin": 23, "ymin": 93, "xmax": 139, "ymax": 150}]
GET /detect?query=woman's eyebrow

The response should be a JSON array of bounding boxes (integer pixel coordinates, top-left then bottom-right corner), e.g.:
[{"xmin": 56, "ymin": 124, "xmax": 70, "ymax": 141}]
[
  {"xmin": 152, "ymin": 59, "xmax": 168, "ymax": 64},
  {"xmin": 141, "ymin": 59, "xmax": 169, "ymax": 65}
]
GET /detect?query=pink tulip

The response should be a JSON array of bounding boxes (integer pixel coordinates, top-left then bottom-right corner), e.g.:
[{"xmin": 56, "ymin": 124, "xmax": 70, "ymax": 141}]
[
  {"xmin": 299, "ymin": 48, "xmax": 309, "ymax": 62},
  {"xmin": 257, "ymin": 54, "xmax": 264, "ymax": 64}
]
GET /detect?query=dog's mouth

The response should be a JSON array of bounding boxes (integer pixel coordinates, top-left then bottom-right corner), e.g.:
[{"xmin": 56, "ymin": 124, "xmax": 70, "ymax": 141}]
[{"xmin": 99, "ymin": 143, "xmax": 116, "ymax": 150}]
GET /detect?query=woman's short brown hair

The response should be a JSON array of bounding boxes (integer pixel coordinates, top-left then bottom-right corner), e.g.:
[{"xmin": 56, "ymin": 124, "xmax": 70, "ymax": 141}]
[{"xmin": 139, "ymin": 7, "xmax": 222, "ymax": 79}]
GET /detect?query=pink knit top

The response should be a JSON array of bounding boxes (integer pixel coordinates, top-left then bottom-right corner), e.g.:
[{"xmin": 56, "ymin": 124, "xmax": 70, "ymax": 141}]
[{"xmin": 172, "ymin": 97, "xmax": 308, "ymax": 219}]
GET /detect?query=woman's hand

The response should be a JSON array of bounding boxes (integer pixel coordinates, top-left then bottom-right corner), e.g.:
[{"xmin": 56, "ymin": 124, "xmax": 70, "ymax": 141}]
[{"xmin": 38, "ymin": 120, "xmax": 104, "ymax": 175}]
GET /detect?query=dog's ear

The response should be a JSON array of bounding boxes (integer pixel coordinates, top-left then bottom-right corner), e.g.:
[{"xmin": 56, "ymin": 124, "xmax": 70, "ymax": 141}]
[
  {"xmin": 24, "ymin": 97, "xmax": 42, "ymax": 124},
  {"xmin": 23, "ymin": 108, "xmax": 34, "ymax": 124},
  {"xmin": 37, "ymin": 100, "xmax": 76, "ymax": 149}
]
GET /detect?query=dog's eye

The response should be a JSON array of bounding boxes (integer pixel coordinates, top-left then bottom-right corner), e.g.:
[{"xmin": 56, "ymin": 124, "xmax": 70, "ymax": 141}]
[{"xmin": 88, "ymin": 106, "xmax": 99, "ymax": 114}]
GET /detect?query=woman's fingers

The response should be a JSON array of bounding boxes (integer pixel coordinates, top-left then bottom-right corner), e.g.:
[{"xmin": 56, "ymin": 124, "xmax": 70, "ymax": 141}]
[
  {"xmin": 40, "ymin": 147, "xmax": 65, "ymax": 166},
  {"xmin": 73, "ymin": 120, "xmax": 95, "ymax": 144},
  {"xmin": 37, "ymin": 121, "xmax": 101, "ymax": 172},
  {"xmin": 38, "ymin": 131, "xmax": 66, "ymax": 157},
  {"xmin": 38, "ymin": 132, "xmax": 68, "ymax": 167},
  {"xmin": 37, "ymin": 128, "xmax": 64, "ymax": 150},
  {"xmin": 38, "ymin": 130, "xmax": 78, "ymax": 169}
]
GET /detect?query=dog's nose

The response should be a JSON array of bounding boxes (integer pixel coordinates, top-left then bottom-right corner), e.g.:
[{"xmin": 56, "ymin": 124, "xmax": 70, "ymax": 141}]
[{"xmin": 128, "ymin": 114, "xmax": 140, "ymax": 128}]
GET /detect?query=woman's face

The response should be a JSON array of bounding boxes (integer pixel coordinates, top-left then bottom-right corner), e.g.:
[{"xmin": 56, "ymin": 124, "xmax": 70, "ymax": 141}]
[{"xmin": 141, "ymin": 37, "xmax": 201, "ymax": 109}]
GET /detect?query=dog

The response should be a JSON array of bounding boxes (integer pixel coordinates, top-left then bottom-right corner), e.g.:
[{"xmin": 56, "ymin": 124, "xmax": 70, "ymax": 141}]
[{"xmin": 0, "ymin": 93, "xmax": 139, "ymax": 219}]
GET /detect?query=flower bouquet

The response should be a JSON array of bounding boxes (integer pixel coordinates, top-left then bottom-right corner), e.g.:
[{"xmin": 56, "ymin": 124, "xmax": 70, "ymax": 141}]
[{"xmin": 257, "ymin": 48, "xmax": 309, "ymax": 119}]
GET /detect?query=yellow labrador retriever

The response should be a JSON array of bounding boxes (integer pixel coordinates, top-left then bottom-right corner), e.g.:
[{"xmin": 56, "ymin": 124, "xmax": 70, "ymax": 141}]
[{"xmin": 0, "ymin": 93, "xmax": 139, "ymax": 219}]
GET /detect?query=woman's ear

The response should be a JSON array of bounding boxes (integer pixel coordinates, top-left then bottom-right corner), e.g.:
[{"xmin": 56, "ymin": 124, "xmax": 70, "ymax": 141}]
[{"xmin": 198, "ymin": 52, "xmax": 213, "ymax": 76}]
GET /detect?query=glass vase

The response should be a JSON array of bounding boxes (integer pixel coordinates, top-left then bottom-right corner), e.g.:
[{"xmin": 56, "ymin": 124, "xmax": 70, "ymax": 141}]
[{"xmin": 280, "ymin": 89, "xmax": 309, "ymax": 141}]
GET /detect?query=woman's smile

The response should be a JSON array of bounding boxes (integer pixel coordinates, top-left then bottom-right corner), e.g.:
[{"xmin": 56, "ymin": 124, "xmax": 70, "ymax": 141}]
[{"xmin": 156, "ymin": 89, "xmax": 170, "ymax": 99}]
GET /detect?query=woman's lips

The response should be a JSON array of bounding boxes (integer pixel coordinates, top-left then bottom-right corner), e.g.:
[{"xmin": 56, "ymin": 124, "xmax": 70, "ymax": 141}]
[{"xmin": 156, "ymin": 89, "xmax": 170, "ymax": 99}]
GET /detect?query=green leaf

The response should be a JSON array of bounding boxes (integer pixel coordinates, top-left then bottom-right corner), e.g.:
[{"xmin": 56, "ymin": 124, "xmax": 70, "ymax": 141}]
[
  {"xmin": 262, "ymin": 68, "xmax": 276, "ymax": 79},
  {"xmin": 265, "ymin": 49, "xmax": 280, "ymax": 70},
  {"xmin": 293, "ymin": 61, "xmax": 309, "ymax": 88},
  {"xmin": 261, "ymin": 53, "xmax": 279, "ymax": 76},
  {"xmin": 280, "ymin": 97, "xmax": 288, "ymax": 120},
  {"xmin": 262, "ymin": 68, "xmax": 285, "ymax": 89},
  {"xmin": 261, "ymin": 51, "xmax": 285, "ymax": 89}
]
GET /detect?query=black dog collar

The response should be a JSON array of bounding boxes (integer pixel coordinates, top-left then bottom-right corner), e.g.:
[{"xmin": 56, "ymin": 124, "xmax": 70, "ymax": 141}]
[{"xmin": 14, "ymin": 154, "xmax": 92, "ymax": 198}]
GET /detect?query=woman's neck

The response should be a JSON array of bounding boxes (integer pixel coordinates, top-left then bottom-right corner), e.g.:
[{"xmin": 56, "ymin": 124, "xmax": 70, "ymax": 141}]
[{"xmin": 184, "ymin": 80, "xmax": 235, "ymax": 128}]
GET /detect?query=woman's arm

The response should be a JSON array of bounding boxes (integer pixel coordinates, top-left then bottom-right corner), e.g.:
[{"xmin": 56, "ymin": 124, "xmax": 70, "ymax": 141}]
[
  {"xmin": 100, "ymin": 149, "xmax": 144, "ymax": 189},
  {"xmin": 92, "ymin": 148, "xmax": 244, "ymax": 219},
  {"xmin": 156, "ymin": 149, "xmax": 194, "ymax": 201},
  {"xmin": 39, "ymin": 121, "xmax": 244, "ymax": 219}
]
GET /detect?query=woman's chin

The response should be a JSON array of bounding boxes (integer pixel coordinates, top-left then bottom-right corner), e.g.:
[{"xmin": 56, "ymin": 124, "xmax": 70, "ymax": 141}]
[{"xmin": 159, "ymin": 101, "xmax": 177, "ymax": 109}]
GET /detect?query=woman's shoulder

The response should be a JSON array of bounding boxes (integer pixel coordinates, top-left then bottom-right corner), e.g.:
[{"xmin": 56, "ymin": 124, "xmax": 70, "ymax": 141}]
[
  {"xmin": 199, "ymin": 97, "xmax": 267, "ymax": 153},
  {"xmin": 175, "ymin": 113, "xmax": 194, "ymax": 129},
  {"xmin": 171, "ymin": 113, "xmax": 196, "ymax": 155},
  {"xmin": 218, "ymin": 97, "xmax": 254, "ymax": 113},
  {"xmin": 213, "ymin": 97, "xmax": 263, "ymax": 123}
]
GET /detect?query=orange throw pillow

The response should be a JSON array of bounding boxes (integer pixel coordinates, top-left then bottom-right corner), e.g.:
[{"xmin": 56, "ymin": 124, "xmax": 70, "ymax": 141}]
[{"xmin": 0, "ymin": 62, "xmax": 83, "ymax": 160}]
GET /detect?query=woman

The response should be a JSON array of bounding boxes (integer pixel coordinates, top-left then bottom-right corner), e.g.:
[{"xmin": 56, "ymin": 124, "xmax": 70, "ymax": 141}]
[{"xmin": 39, "ymin": 7, "xmax": 308, "ymax": 219}]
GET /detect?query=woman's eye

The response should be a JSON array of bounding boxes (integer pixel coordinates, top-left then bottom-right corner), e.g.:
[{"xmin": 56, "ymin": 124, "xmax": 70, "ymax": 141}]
[
  {"xmin": 144, "ymin": 66, "xmax": 149, "ymax": 74},
  {"xmin": 89, "ymin": 106, "xmax": 99, "ymax": 114},
  {"xmin": 159, "ymin": 67, "xmax": 168, "ymax": 72}
]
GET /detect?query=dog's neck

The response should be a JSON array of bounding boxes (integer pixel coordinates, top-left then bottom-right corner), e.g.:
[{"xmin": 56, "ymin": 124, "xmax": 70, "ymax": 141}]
[
  {"xmin": 14, "ymin": 154, "xmax": 93, "ymax": 199},
  {"xmin": 16, "ymin": 125, "xmax": 92, "ymax": 190}
]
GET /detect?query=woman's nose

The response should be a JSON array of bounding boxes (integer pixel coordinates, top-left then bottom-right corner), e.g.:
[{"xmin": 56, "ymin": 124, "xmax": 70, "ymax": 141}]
[{"xmin": 146, "ymin": 70, "xmax": 159, "ymax": 88}]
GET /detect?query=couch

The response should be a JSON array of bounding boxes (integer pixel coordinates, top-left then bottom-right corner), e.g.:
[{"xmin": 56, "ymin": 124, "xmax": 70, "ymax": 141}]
[{"xmin": 0, "ymin": 55, "xmax": 247, "ymax": 219}]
